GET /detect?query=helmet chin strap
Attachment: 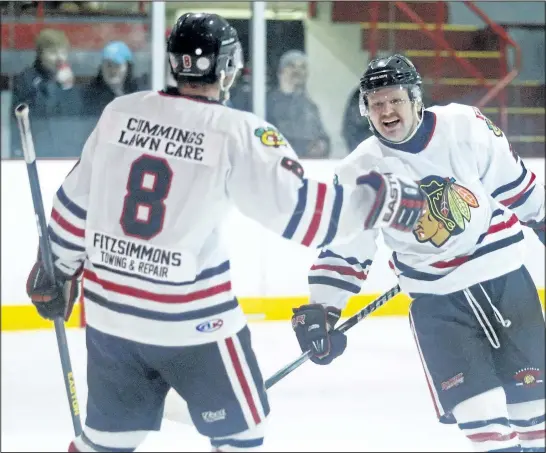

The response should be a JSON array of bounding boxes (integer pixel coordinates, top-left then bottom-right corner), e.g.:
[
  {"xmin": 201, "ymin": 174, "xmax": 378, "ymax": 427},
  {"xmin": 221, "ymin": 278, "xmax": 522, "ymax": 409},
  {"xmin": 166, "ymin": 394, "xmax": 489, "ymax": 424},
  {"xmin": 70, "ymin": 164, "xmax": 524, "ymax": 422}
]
[
  {"xmin": 368, "ymin": 102, "xmax": 424, "ymax": 145},
  {"xmin": 219, "ymin": 69, "xmax": 238, "ymax": 104},
  {"xmin": 218, "ymin": 70, "xmax": 228, "ymax": 103}
]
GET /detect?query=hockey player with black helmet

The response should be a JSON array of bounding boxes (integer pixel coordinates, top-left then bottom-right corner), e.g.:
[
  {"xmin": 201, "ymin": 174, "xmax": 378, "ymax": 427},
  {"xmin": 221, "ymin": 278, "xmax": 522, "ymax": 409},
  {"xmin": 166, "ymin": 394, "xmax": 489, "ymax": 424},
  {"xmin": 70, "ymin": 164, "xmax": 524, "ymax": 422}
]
[
  {"xmin": 166, "ymin": 12, "xmax": 244, "ymax": 103},
  {"xmin": 25, "ymin": 15, "xmax": 428, "ymax": 453},
  {"xmin": 358, "ymin": 54, "xmax": 424, "ymax": 144},
  {"xmin": 294, "ymin": 54, "xmax": 545, "ymax": 451}
]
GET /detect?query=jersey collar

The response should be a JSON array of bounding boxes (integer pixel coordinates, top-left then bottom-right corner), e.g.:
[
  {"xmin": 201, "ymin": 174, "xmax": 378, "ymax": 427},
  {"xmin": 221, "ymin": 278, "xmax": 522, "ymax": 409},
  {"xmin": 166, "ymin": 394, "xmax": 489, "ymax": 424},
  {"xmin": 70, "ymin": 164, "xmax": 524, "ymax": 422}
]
[
  {"xmin": 377, "ymin": 110, "xmax": 436, "ymax": 154},
  {"xmin": 158, "ymin": 87, "xmax": 223, "ymax": 105}
]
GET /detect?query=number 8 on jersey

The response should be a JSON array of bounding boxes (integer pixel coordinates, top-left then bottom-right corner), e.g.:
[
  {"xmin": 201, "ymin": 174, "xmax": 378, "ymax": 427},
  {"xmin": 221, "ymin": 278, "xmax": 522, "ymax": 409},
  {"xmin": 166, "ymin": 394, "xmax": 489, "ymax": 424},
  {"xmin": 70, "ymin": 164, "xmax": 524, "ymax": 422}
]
[{"xmin": 120, "ymin": 155, "xmax": 173, "ymax": 240}]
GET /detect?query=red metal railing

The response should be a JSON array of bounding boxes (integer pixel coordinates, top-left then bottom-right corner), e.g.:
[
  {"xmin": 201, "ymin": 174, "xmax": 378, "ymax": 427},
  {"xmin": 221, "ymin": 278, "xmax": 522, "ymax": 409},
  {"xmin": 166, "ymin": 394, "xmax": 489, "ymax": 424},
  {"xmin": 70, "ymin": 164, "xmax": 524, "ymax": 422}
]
[
  {"xmin": 395, "ymin": 2, "xmax": 487, "ymax": 81},
  {"xmin": 366, "ymin": 1, "xmax": 521, "ymax": 132},
  {"xmin": 368, "ymin": 2, "xmax": 380, "ymax": 58},
  {"xmin": 308, "ymin": 1, "xmax": 318, "ymax": 19},
  {"xmin": 433, "ymin": 2, "xmax": 445, "ymax": 101},
  {"xmin": 367, "ymin": 2, "xmax": 486, "ymax": 80},
  {"xmin": 463, "ymin": 1, "xmax": 522, "ymax": 131}
]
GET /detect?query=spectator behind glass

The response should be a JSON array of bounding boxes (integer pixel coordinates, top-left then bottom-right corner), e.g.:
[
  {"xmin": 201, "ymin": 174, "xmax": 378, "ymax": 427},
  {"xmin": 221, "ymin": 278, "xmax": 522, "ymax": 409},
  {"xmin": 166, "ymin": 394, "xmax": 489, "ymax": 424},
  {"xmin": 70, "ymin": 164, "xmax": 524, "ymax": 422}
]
[
  {"xmin": 342, "ymin": 86, "xmax": 373, "ymax": 153},
  {"xmin": 266, "ymin": 50, "xmax": 330, "ymax": 158},
  {"xmin": 10, "ymin": 28, "xmax": 85, "ymax": 158},
  {"xmin": 11, "ymin": 28, "xmax": 78, "ymax": 116},
  {"xmin": 81, "ymin": 41, "xmax": 140, "ymax": 118}
]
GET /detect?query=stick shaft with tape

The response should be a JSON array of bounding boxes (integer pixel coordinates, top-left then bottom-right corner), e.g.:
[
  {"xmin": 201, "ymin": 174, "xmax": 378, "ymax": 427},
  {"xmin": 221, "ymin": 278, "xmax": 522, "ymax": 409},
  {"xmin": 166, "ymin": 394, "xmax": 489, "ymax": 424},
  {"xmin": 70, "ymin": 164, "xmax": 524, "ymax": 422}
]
[
  {"xmin": 265, "ymin": 285, "xmax": 401, "ymax": 389},
  {"xmin": 15, "ymin": 103, "xmax": 82, "ymax": 436}
]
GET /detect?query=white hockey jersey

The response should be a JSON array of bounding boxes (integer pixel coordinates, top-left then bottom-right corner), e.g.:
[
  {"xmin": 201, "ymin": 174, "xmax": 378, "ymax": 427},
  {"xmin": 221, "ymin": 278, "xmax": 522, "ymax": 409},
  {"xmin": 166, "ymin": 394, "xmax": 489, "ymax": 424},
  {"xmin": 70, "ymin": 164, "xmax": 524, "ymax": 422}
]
[
  {"xmin": 309, "ymin": 103, "xmax": 545, "ymax": 308},
  {"xmin": 47, "ymin": 89, "xmax": 386, "ymax": 346}
]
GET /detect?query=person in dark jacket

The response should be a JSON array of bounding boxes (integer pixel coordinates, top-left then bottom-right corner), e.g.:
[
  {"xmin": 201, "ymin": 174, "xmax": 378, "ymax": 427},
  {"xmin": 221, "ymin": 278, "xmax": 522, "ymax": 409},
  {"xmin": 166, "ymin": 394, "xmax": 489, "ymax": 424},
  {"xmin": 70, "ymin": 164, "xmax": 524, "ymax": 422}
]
[
  {"xmin": 10, "ymin": 28, "xmax": 85, "ymax": 158},
  {"xmin": 11, "ymin": 28, "xmax": 78, "ymax": 116},
  {"xmin": 342, "ymin": 86, "xmax": 373, "ymax": 153},
  {"xmin": 266, "ymin": 50, "xmax": 330, "ymax": 159},
  {"xmin": 81, "ymin": 41, "xmax": 141, "ymax": 118}
]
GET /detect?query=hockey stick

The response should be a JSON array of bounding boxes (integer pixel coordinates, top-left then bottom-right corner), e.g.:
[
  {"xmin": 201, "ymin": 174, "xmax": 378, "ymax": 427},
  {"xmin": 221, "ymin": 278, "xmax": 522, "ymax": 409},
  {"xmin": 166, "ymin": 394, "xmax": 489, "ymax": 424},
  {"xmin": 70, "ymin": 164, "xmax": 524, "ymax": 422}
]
[
  {"xmin": 264, "ymin": 284, "xmax": 402, "ymax": 389},
  {"xmin": 15, "ymin": 103, "xmax": 83, "ymax": 436},
  {"xmin": 163, "ymin": 285, "xmax": 403, "ymax": 426},
  {"xmin": 163, "ymin": 284, "xmax": 402, "ymax": 426}
]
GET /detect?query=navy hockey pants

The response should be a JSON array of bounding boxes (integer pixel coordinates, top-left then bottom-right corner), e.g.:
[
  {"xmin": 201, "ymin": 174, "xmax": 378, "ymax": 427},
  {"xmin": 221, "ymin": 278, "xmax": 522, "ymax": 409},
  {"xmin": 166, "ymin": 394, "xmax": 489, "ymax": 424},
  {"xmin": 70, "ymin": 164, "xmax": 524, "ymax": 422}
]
[
  {"xmin": 82, "ymin": 324, "xmax": 269, "ymax": 448},
  {"xmin": 409, "ymin": 265, "xmax": 545, "ymax": 424}
]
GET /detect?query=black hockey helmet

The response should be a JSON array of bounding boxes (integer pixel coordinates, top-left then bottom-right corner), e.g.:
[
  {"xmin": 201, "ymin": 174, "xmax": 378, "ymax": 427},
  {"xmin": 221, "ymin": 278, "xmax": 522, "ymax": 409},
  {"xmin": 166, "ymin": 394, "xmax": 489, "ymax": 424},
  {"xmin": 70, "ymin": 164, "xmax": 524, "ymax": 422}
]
[
  {"xmin": 358, "ymin": 54, "xmax": 423, "ymax": 116},
  {"xmin": 167, "ymin": 12, "xmax": 243, "ymax": 86}
]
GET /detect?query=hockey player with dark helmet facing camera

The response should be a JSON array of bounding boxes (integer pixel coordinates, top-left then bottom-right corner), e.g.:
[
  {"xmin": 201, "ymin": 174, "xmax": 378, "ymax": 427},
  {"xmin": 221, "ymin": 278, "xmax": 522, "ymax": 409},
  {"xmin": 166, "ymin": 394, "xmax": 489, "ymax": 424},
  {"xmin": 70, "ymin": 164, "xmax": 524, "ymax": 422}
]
[{"xmin": 296, "ymin": 53, "xmax": 545, "ymax": 452}]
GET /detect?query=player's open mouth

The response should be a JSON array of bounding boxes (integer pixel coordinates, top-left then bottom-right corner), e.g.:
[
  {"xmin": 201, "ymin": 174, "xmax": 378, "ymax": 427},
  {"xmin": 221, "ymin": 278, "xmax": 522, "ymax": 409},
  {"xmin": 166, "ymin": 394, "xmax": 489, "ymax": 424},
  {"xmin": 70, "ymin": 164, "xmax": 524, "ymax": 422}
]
[{"xmin": 383, "ymin": 119, "xmax": 400, "ymax": 130}]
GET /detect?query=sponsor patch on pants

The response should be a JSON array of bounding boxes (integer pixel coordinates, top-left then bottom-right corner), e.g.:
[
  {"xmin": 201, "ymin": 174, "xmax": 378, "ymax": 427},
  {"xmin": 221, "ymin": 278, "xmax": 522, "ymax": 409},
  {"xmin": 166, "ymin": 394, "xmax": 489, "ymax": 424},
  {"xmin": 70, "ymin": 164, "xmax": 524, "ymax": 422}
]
[
  {"xmin": 441, "ymin": 372, "xmax": 464, "ymax": 391},
  {"xmin": 202, "ymin": 409, "xmax": 226, "ymax": 423}
]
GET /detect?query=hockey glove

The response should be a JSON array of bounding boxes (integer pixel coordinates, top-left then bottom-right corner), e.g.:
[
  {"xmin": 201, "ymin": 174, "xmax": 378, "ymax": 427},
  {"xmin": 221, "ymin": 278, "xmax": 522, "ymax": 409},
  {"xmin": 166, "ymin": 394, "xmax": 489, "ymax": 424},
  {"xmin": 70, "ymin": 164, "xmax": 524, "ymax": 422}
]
[
  {"xmin": 291, "ymin": 304, "xmax": 347, "ymax": 365},
  {"xmin": 357, "ymin": 171, "xmax": 426, "ymax": 232},
  {"xmin": 26, "ymin": 261, "xmax": 80, "ymax": 321}
]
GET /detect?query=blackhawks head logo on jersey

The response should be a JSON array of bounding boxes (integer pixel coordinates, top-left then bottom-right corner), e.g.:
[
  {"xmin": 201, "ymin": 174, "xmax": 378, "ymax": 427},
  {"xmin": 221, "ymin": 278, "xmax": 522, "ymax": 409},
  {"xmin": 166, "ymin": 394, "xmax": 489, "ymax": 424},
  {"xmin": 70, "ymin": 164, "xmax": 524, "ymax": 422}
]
[
  {"xmin": 254, "ymin": 126, "xmax": 288, "ymax": 148},
  {"xmin": 413, "ymin": 175, "xmax": 479, "ymax": 248}
]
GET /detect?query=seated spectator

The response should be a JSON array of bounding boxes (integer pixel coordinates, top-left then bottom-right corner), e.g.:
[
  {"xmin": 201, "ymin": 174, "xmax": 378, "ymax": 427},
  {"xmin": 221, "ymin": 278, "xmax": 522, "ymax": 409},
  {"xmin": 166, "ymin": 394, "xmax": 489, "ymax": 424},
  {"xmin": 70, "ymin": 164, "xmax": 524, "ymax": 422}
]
[
  {"xmin": 266, "ymin": 50, "xmax": 330, "ymax": 158},
  {"xmin": 342, "ymin": 86, "xmax": 373, "ymax": 153},
  {"xmin": 10, "ymin": 28, "xmax": 85, "ymax": 158},
  {"xmin": 81, "ymin": 41, "xmax": 141, "ymax": 118}
]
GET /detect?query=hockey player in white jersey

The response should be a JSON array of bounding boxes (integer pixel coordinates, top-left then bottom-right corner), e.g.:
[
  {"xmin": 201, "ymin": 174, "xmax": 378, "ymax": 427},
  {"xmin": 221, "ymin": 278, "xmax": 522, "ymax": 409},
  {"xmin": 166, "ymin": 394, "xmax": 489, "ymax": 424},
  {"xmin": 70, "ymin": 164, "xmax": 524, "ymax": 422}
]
[
  {"xmin": 24, "ymin": 15, "xmax": 427, "ymax": 453},
  {"xmin": 291, "ymin": 54, "xmax": 545, "ymax": 452}
]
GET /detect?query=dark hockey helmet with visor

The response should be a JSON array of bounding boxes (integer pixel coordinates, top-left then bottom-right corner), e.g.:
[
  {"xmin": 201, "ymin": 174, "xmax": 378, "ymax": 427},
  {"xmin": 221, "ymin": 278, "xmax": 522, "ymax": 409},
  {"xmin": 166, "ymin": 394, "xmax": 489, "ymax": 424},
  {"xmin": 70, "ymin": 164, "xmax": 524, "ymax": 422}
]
[
  {"xmin": 167, "ymin": 13, "xmax": 243, "ymax": 88},
  {"xmin": 358, "ymin": 54, "xmax": 423, "ymax": 117}
]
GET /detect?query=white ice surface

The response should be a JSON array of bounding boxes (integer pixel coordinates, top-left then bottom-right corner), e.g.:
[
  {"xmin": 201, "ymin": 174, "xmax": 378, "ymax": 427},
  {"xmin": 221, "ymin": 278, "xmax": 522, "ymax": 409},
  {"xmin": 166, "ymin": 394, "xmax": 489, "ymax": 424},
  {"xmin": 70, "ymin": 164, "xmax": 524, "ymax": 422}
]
[{"xmin": 1, "ymin": 318, "xmax": 471, "ymax": 452}]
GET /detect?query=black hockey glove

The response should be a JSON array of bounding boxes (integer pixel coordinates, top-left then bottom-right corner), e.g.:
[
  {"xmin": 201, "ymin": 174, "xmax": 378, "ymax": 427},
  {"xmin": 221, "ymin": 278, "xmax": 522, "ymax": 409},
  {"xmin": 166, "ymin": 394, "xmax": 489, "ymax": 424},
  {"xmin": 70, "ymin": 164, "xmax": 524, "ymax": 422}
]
[
  {"xmin": 356, "ymin": 171, "xmax": 426, "ymax": 232},
  {"xmin": 26, "ymin": 261, "xmax": 80, "ymax": 321},
  {"xmin": 291, "ymin": 304, "xmax": 347, "ymax": 365}
]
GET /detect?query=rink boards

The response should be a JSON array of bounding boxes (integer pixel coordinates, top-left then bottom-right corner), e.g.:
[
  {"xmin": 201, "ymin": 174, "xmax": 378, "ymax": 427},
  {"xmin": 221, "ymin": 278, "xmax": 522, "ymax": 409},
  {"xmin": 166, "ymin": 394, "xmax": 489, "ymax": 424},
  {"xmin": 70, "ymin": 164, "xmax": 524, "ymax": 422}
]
[{"xmin": 2, "ymin": 159, "xmax": 545, "ymax": 331}]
